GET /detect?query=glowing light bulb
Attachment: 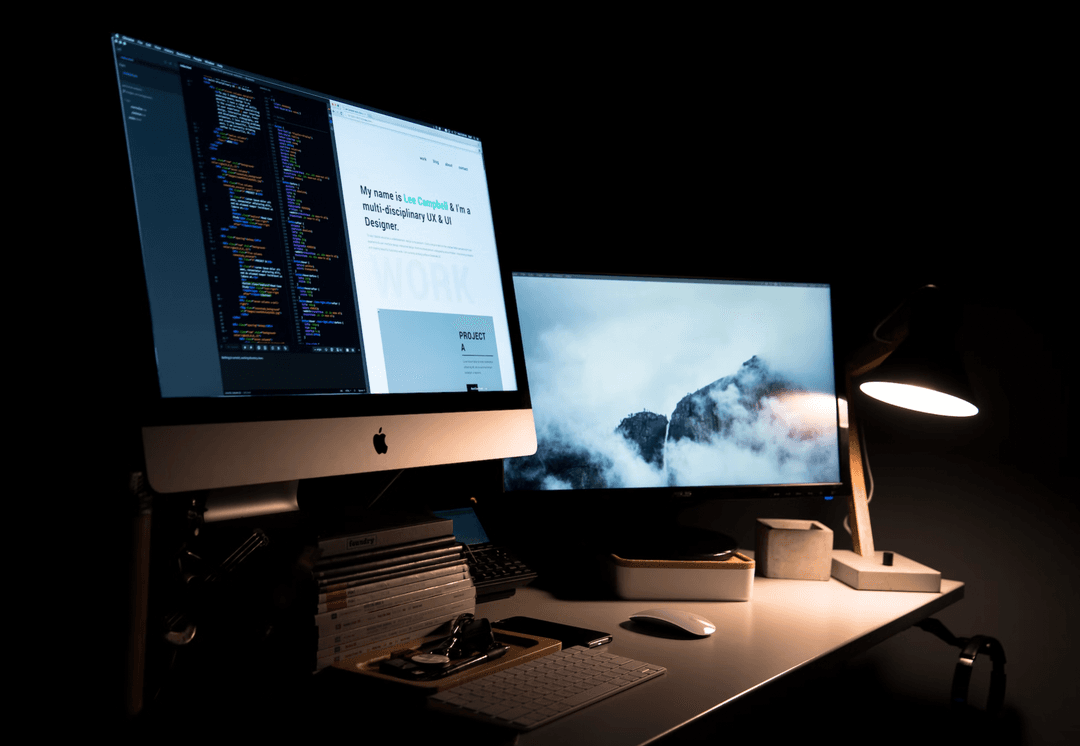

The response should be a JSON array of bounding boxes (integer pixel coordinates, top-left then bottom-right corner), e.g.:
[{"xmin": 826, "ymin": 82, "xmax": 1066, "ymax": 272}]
[{"xmin": 860, "ymin": 382, "xmax": 978, "ymax": 417}]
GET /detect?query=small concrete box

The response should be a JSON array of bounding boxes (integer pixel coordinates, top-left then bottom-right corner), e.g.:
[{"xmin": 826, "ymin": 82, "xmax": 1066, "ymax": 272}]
[{"xmin": 755, "ymin": 519, "xmax": 833, "ymax": 581}]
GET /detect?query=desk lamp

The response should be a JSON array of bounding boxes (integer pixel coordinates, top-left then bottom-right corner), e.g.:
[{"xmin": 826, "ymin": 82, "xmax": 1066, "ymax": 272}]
[{"xmin": 832, "ymin": 285, "xmax": 978, "ymax": 592}]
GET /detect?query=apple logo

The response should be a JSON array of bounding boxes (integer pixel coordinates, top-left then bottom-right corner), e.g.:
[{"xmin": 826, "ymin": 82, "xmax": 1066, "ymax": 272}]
[{"xmin": 373, "ymin": 427, "xmax": 388, "ymax": 455}]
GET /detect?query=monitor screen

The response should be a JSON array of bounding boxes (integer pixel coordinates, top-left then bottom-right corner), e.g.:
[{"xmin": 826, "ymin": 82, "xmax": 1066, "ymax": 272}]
[
  {"xmin": 112, "ymin": 34, "xmax": 534, "ymax": 495},
  {"xmin": 504, "ymin": 273, "xmax": 846, "ymax": 498}
]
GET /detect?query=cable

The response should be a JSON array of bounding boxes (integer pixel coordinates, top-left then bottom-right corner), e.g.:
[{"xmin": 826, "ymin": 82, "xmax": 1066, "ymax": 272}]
[
  {"xmin": 367, "ymin": 468, "xmax": 405, "ymax": 508},
  {"xmin": 871, "ymin": 283, "xmax": 938, "ymax": 343},
  {"xmin": 843, "ymin": 422, "xmax": 874, "ymax": 536}
]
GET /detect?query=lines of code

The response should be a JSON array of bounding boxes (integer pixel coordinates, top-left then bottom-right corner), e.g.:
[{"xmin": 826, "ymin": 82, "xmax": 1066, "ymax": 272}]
[
  {"xmin": 272, "ymin": 120, "xmax": 346, "ymax": 346},
  {"xmin": 180, "ymin": 69, "xmax": 361, "ymax": 355},
  {"xmin": 185, "ymin": 74, "xmax": 287, "ymax": 347}
]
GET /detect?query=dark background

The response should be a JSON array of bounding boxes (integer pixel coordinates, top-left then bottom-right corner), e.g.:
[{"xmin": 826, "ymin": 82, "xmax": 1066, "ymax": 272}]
[{"xmin": 52, "ymin": 11, "xmax": 1069, "ymax": 743}]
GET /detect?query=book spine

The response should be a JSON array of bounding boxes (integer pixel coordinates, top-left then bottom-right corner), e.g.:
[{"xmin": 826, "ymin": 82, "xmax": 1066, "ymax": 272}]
[
  {"xmin": 313, "ymin": 545, "xmax": 462, "ymax": 580},
  {"xmin": 316, "ymin": 586, "xmax": 478, "ymax": 650},
  {"xmin": 317, "ymin": 556, "xmax": 465, "ymax": 593},
  {"xmin": 317, "ymin": 518, "xmax": 453, "ymax": 557},
  {"xmin": 317, "ymin": 562, "xmax": 469, "ymax": 612},
  {"xmin": 315, "ymin": 536, "xmax": 459, "ymax": 570},
  {"xmin": 314, "ymin": 578, "xmax": 474, "ymax": 636}
]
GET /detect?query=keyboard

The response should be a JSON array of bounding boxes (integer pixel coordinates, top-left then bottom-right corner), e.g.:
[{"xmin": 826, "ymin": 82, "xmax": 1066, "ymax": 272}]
[
  {"xmin": 462, "ymin": 542, "xmax": 537, "ymax": 601},
  {"xmin": 427, "ymin": 645, "xmax": 666, "ymax": 730}
]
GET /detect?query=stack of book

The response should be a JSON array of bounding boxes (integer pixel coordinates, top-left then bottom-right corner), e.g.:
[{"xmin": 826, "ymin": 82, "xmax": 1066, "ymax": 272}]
[{"xmin": 312, "ymin": 512, "xmax": 475, "ymax": 672}]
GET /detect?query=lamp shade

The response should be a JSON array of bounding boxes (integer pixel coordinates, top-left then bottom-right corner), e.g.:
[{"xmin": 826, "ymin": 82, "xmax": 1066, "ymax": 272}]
[{"xmin": 858, "ymin": 287, "xmax": 978, "ymax": 417}]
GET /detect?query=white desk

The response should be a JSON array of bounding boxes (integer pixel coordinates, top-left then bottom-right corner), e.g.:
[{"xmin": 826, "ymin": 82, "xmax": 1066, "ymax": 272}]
[{"xmin": 473, "ymin": 576, "xmax": 964, "ymax": 746}]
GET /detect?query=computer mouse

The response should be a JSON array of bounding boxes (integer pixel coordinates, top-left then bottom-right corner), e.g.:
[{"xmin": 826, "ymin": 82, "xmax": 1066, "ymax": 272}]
[{"xmin": 629, "ymin": 608, "xmax": 716, "ymax": 637}]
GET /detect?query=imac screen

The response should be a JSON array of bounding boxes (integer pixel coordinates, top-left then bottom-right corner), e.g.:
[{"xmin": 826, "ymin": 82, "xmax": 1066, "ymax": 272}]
[
  {"xmin": 504, "ymin": 273, "xmax": 844, "ymax": 496},
  {"xmin": 112, "ymin": 34, "xmax": 534, "ymax": 493}
]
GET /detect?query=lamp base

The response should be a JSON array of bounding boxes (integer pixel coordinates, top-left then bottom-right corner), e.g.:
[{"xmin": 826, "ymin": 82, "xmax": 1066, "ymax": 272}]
[{"xmin": 831, "ymin": 550, "xmax": 941, "ymax": 592}]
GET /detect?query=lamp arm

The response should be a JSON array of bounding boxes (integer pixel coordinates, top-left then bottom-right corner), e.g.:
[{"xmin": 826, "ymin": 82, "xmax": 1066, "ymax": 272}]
[
  {"xmin": 843, "ymin": 308, "xmax": 911, "ymax": 559},
  {"xmin": 849, "ymin": 326, "xmax": 907, "ymax": 378},
  {"xmin": 850, "ymin": 283, "xmax": 939, "ymax": 377},
  {"xmin": 845, "ymin": 377, "xmax": 875, "ymax": 558}
]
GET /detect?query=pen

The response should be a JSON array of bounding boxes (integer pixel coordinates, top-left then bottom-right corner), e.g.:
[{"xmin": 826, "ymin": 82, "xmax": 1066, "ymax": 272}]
[{"xmin": 431, "ymin": 644, "xmax": 510, "ymax": 679}]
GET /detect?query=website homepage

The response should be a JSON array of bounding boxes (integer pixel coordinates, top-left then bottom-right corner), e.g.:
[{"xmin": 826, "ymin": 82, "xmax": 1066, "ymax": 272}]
[{"xmin": 331, "ymin": 101, "xmax": 515, "ymax": 394}]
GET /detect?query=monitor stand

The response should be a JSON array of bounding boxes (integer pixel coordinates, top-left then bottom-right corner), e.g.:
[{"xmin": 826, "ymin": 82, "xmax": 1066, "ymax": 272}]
[{"xmin": 203, "ymin": 480, "xmax": 301, "ymax": 523}]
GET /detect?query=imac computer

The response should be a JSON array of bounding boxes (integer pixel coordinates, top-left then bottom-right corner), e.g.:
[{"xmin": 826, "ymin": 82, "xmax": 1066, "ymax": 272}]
[
  {"xmin": 503, "ymin": 272, "xmax": 848, "ymax": 555},
  {"xmin": 111, "ymin": 34, "xmax": 535, "ymax": 511}
]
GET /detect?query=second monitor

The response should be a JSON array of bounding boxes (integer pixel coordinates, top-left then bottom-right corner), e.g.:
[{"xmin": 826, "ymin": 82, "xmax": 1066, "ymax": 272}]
[{"xmin": 504, "ymin": 273, "xmax": 847, "ymax": 500}]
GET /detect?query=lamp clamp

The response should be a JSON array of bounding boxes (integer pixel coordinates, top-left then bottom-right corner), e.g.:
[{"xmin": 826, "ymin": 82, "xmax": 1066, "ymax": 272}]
[{"xmin": 915, "ymin": 619, "xmax": 1007, "ymax": 716}]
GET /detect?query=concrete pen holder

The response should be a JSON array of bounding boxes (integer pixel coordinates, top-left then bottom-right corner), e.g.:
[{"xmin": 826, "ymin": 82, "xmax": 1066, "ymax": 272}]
[{"xmin": 755, "ymin": 518, "xmax": 833, "ymax": 581}]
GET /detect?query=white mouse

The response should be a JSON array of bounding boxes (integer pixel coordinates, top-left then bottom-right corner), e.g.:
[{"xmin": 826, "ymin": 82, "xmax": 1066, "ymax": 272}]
[{"xmin": 630, "ymin": 608, "xmax": 716, "ymax": 637}]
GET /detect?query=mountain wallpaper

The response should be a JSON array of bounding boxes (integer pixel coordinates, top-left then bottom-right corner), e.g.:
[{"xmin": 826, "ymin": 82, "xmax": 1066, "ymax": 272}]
[
  {"xmin": 505, "ymin": 355, "xmax": 840, "ymax": 490},
  {"xmin": 505, "ymin": 276, "xmax": 841, "ymax": 491}
]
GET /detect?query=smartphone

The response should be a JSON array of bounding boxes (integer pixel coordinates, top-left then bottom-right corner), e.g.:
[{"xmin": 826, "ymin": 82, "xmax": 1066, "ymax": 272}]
[{"xmin": 493, "ymin": 616, "xmax": 613, "ymax": 648}]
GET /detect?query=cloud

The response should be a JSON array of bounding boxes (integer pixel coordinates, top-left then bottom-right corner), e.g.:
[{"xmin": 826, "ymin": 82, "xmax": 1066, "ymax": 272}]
[
  {"xmin": 507, "ymin": 356, "xmax": 840, "ymax": 491},
  {"xmin": 665, "ymin": 392, "xmax": 839, "ymax": 486}
]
